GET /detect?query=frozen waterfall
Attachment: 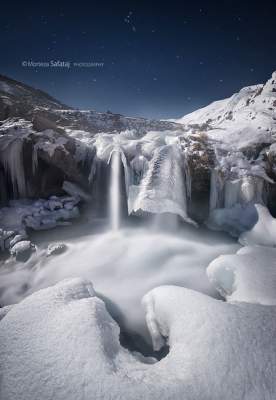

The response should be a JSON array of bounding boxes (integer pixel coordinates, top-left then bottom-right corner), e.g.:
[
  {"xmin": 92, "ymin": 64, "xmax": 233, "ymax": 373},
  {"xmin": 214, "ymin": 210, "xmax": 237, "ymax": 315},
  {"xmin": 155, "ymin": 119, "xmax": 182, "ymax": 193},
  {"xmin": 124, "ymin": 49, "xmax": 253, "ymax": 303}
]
[
  {"xmin": 0, "ymin": 135, "xmax": 28, "ymax": 198},
  {"xmin": 209, "ymin": 171, "xmax": 265, "ymax": 212},
  {"xmin": 128, "ymin": 144, "xmax": 196, "ymax": 225},
  {"xmin": 109, "ymin": 148, "xmax": 122, "ymax": 231}
]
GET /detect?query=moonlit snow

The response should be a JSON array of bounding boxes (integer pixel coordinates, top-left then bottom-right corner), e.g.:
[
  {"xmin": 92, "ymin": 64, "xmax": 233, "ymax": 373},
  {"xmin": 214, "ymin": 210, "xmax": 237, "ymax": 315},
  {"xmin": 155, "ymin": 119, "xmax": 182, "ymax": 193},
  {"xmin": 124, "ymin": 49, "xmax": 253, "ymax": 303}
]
[
  {"xmin": 239, "ymin": 204, "xmax": 276, "ymax": 246},
  {"xmin": 1, "ymin": 72, "xmax": 276, "ymax": 399},
  {"xmin": 1, "ymin": 277, "xmax": 276, "ymax": 400}
]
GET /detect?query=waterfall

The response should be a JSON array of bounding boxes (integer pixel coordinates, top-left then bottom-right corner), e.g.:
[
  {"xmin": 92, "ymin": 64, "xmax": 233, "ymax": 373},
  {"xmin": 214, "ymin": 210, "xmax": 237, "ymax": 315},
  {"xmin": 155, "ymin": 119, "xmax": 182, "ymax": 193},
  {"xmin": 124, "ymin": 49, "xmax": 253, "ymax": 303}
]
[
  {"xmin": 109, "ymin": 148, "xmax": 121, "ymax": 231},
  {"xmin": 129, "ymin": 144, "xmax": 196, "ymax": 226}
]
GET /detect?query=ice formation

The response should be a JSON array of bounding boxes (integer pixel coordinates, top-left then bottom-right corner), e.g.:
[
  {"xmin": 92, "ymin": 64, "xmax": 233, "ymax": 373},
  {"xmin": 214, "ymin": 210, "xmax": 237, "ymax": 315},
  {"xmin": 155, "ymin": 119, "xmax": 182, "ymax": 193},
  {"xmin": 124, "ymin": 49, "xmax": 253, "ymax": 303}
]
[
  {"xmin": 208, "ymin": 174, "xmax": 267, "ymax": 235},
  {"xmin": 130, "ymin": 145, "xmax": 193, "ymax": 223},
  {"xmin": 0, "ymin": 127, "xmax": 28, "ymax": 198},
  {"xmin": 90, "ymin": 132, "xmax": 196, "ymax": 225},
  {"xmin": 1, "ymin": 278, "xmax": 276, "ymax": 400},
  {"xmin": 239, "ymin": 204, "xmax": 276, "ymax": 246},
  {"xmin": 207, "ymin": 244, "xmax": 276, "ymax": 305}
]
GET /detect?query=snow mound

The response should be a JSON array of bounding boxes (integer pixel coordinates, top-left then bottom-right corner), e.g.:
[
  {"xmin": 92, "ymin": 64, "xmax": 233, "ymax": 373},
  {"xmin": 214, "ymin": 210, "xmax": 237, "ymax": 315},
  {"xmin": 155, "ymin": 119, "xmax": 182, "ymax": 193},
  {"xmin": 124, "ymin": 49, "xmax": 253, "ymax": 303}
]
[
  {"xmin": 207, "ymin": 245, "xmax": 276, "ymax": 305},
  {"xmin": 239, "ymin": 204, "xmax": 276, "ymax": 246},
  {"xmin": 1, "ymin": 278, "xmax": 276, "ymax": 400}
]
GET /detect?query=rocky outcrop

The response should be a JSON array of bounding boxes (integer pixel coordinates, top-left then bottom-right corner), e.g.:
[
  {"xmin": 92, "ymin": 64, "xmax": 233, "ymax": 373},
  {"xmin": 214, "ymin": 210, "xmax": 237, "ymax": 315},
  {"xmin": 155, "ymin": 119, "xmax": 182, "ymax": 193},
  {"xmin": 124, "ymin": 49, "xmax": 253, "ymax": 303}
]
[{"xmin": 0, "ymin": 72, "xmax": 276, "ymax": 232}]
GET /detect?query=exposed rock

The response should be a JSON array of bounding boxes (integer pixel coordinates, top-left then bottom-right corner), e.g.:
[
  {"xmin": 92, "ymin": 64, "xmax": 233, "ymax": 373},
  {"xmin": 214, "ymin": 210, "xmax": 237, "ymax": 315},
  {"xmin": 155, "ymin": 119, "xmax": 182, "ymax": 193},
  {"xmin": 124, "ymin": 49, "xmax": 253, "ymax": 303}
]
[
  {"xmin": 1, "ymin": 72, "xmax": 276, "ymax": 226},
  {"xmin": 62, "ymin": 180, "xmax": 91, "ymax": 201}
]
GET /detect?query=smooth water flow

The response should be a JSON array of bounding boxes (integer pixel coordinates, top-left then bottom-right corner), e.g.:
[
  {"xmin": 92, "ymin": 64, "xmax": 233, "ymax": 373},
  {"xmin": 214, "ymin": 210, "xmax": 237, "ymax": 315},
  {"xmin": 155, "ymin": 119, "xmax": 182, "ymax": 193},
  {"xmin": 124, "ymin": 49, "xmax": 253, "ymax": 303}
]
[{"xmin": 109, "ymin": 149, "xmax": 121, "ymax": 231}]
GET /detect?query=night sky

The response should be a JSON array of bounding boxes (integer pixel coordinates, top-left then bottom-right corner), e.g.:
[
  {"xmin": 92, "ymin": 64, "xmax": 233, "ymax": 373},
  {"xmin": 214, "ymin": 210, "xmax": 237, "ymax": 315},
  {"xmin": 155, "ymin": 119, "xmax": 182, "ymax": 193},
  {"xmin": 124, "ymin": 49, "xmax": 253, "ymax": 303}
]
[{"xmin": 0, "ymin": 0, "xmax": 276, "ymax": 119}]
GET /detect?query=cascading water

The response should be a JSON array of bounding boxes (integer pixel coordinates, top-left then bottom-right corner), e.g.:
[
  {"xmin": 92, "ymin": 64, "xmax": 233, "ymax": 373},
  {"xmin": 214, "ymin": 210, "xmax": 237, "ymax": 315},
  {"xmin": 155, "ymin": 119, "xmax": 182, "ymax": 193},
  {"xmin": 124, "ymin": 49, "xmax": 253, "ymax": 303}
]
[
  {"xmin": 129, "ymin": 144, "xmax": 196, "ymax": 226},
  {"xmin": 109, "ymin": 148, "xmax": 121, "ymax": 231}
]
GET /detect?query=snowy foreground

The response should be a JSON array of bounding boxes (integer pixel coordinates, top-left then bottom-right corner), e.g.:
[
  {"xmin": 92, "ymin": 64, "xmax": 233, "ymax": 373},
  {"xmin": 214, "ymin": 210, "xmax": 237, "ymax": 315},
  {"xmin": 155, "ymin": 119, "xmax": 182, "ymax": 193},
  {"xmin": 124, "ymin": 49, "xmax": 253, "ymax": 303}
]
[
  {"xmin": 0, "ymin": 278, "xmax": 275, "ymax": 400},
  {"xmin": 1, "ymin": 206, "xmax": 276, "ymax": 400}
]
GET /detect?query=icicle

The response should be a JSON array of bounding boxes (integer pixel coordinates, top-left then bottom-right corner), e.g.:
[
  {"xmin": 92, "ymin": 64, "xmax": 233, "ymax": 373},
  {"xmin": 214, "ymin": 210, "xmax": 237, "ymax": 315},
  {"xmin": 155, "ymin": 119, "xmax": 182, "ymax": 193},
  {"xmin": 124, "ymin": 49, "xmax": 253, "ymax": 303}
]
[
  {"xmin": 0, "ymin": 135, "xmax": 27, "ymax": 198},
  {"xmin": 211, "ymin": 174, "xmax": 266, "ymax": 213},
  {"xmin": 240, "ymin": 176, "xmax": 264, "ymax": 204},
  {"xmin": 88, "ymin": 155, "xmax": 97, "ymax": 185},
  {"xmin": 130, "ymin": 154, "xmax": 148, "ymax": 185},
  {"xmin": 32, "ymin": 144, "xmax": 39, "ymax": 175},
  {"xmin": 209, "ymin": 169, "xmax": 224, "ymax": 211},
  {"xmin": 183, "ymin": 156, "xmax": 192, "ymax": 203},
  {"xmin": 224, "ymin": 179, "xmax": 241, "ymax": 208}
]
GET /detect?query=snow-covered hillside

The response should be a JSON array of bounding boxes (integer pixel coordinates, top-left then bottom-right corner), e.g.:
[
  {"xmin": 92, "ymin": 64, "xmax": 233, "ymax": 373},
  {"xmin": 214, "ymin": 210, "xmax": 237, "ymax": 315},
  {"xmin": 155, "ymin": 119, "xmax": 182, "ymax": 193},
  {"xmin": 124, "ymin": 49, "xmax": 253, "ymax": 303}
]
[{"xmin": 174, "ymin": 72, "xmax": 276, "ymax": 150}]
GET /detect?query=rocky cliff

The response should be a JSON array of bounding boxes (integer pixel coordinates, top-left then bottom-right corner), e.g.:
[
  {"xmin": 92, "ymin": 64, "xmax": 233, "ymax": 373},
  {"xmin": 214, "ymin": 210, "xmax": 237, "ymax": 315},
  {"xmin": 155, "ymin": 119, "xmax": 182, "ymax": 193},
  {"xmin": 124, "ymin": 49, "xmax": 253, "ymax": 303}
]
[{"xmin": 0, "ymin": 72, "xmax": 276, "ymax": 239}]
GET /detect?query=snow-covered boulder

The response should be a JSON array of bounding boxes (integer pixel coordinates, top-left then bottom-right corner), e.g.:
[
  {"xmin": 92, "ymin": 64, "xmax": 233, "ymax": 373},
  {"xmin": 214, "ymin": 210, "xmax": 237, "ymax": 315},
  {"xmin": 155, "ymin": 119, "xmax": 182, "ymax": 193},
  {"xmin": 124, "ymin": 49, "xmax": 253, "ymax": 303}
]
[
  {"xmin": 46, "ymin": 242, "xmax": 67, "ymax": 257},
  {"xmin": 0, "ymin": 278, "xmax": 275, "ymax": 400},
  {"xmin": 239, "ymin": 204, "xmax": 276, "ymax": 246},
  {"xmin": 207, "ymin": 245, "xmax": 276, "ymax": 305},
  {"xmin": 10, "ymin": 240, "xmax": 35, "ymax": 261}
]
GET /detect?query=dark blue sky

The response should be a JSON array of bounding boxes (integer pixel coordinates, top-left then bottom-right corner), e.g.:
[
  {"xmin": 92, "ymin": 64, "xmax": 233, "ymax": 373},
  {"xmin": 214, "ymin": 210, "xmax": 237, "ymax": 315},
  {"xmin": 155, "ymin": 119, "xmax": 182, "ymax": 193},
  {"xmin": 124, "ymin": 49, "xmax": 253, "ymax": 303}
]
[{"xmin": 0, "ymin": 0, "xmax": 276, "ymax": 119}]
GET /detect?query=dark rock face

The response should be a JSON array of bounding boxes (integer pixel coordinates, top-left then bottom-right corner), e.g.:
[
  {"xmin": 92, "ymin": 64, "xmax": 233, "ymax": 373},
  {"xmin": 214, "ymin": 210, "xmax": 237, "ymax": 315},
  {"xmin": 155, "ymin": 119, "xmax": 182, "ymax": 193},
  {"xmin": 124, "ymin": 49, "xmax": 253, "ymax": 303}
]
[
  {"xmin": 182, "ymin": 133, "xmax": 215, "ymax": 222},
  {"xmin": 0, "ymin": 121, "xmax": 90, "ymax": 202},
  {"xmin": 0, "ymin": 74, "xmax": 184, "ymax": 135}
]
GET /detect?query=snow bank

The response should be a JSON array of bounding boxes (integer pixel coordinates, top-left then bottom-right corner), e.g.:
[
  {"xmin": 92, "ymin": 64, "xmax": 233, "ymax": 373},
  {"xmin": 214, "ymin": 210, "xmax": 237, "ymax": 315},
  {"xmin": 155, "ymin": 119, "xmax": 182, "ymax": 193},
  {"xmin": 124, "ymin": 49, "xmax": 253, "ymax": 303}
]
[
  {"xmin": 239, "ymin": 204, "xmax": 276, "ymax": 246},
  {"xmin": 207, "ymin": 245, "xmax": 276, "ymax": 305},
  {"xmin": 1, "ymin": 278, "xmax": 275, "ymax": 400}
]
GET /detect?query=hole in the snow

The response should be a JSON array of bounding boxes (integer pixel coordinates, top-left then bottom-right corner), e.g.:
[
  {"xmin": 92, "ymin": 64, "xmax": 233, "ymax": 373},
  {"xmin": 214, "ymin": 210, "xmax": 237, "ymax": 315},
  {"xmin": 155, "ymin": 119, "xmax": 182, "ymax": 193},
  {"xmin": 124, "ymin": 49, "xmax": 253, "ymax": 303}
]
[{"xmin": 96, "ymin": 291, "xmax": 169, "ymax": 361}]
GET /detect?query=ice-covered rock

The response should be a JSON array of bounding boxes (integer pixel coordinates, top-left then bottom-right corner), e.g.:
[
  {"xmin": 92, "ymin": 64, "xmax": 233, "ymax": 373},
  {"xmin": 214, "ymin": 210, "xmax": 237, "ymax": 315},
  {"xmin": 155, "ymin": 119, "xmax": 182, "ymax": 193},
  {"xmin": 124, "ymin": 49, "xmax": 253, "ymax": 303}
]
[
  {"xmin": 46, "ymin": 242, "xmax": 67, "ymax": 257},
  {"xmin": 9, "ymin": 233, "xmax": 28, "ymax": 247},
  {"xmin": 10, "ymin": 240, "xmax": 35, "ymax": 261},
  {"xmin": 47, "ymin": 199, "xmax": 63, "ymax": 211},
  {"xmin": 239, "ymin": 204, "xmax": 276, "ymax": 246},
  {"xmin": 0, "ymin": 196, "xmax": 80, "ymax": 241},
  {"xmin": 207, "ymin": 245, "xmax": 276, "ymax": 305},
  {"xmin": 0, "ymin": 278, "xmax": 275, "ymax": 400}
]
